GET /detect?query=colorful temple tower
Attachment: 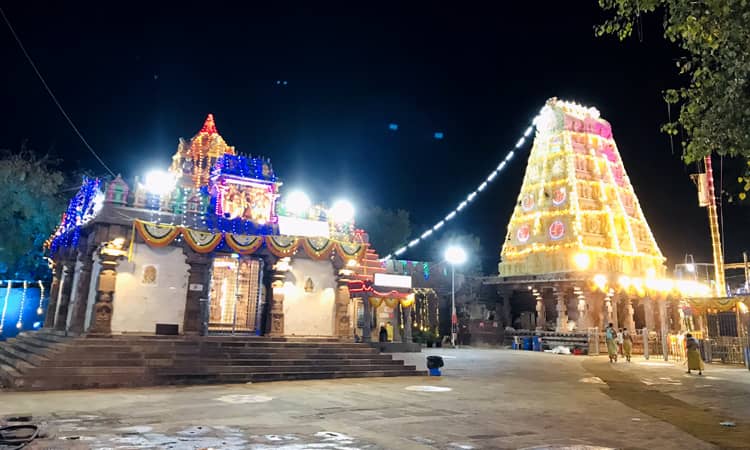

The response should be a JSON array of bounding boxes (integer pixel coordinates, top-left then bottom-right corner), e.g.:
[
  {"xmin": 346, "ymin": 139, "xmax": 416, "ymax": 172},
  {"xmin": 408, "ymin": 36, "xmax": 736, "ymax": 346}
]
[
  {"xmin": 495, "ymin": 98, "xmax": 669, "ymax": 332},
  {"xmin": 499, "ymin": 98, "xmax": 665, "ymax": 279},
  {"xmin": 169, "ymin": 114, "xmax": 236, "ymax": 188}
]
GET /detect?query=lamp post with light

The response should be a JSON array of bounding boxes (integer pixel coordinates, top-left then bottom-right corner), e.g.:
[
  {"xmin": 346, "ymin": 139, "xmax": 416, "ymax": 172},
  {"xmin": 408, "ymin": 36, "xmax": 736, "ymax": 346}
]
[{"xmin": 444, "ymin": 246, "xmax": 467, "ymax": 348}]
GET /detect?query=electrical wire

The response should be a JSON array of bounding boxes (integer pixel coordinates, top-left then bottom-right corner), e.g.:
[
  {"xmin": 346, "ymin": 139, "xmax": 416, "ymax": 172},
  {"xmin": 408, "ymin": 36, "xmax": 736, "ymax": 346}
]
[
  {"xmin": 0, "ymin": 424, "xmax": 39, "ymax": 450},
  {"xmin": 0, "ymin": 7, "xmax": 116, "ymax": 177}
]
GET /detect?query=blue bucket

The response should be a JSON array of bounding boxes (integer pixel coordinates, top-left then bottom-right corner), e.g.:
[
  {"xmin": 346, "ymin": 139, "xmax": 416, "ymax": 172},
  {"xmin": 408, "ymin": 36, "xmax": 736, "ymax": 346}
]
[
  {"xmin": 428, "ymin": 368, "xmax": 441, "ymax": 376},
  {"xmin": 532, "ymin": 336, "xmax": 542, "ymax": 352},
  {"xmin": 522, "ymin": 337, "xmax": 533, "ymax": 351}
]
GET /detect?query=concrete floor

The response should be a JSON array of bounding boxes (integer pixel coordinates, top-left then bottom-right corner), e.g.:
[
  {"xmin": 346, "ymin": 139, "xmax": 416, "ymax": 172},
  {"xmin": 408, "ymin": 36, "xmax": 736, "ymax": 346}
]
[{"xmin": 1, "ymin": 348, "xmax": 749, "ymax": 450}]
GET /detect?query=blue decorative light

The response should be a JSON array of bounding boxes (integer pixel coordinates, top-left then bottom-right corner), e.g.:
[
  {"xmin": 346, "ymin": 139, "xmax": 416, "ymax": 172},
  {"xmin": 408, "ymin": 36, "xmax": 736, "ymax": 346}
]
[
  {"xmin": 48, "ymin": 177, "xmax": 103, "ymax": 255},
  {"xmin": 212, "ymin": 154, "xmax": 276, "ymax": 182}
]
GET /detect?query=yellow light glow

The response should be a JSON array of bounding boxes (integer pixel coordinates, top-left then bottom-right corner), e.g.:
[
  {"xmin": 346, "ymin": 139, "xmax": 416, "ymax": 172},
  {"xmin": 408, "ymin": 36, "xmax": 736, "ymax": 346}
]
[
  {"xmin": 593, "ymin": 274, "xmax": 607, "ymax": 291},
  {"xmin": 738, "ymin": 302, "xmax": 749, "ymax": 314},
  {"xmin": 618, "ymin": 275, "xmax": 631, "ymax": 290},
  {"xmin": 573, "ymin": 252, "xmax": 591, "ymax": 270},
  {"xmin": 646, "ymin": 268, "xmax": 656, "ymax": 279}
]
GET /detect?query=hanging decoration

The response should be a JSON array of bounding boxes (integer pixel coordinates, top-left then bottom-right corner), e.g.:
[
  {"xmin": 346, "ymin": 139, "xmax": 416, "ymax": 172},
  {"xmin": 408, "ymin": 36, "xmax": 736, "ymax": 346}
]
[
  {"xmin": 423, "ymin": 262, "xmax": 430, "ymax": 281},
  {"xmin": 36, "ymin": 280, "xmax": 45, "ymax": 315},
  {"xmin": 301, "ymin": 237, "xmax": 336, "ymax": 260},
  {"xmin": 337, "ymin": 241, "xmax": 367, "ymax": 261},
  {"xmin": 135, "ymin": 221, "xmax": 181, "ymax": 247},
  {"xmin": 0, "ymin": 281, "xmax": 10, "ymax": 334},
  {"xmin": 182, "ymin": 228, "xmax": 223, "ymax": 253},
  {"xmin": 382, "ymin": 112, "xmax": 540, "ymax": 260},
  {"xmin": 15, "ymin": 281, "xmax": 27, "ymax": 329},
  {"xmin": 266, "ymin": 235, "xmax": 299, "ymax": 257},
  {"xmin": 225, "ymin": 234, "xmax": 264, "ymax": 255}
]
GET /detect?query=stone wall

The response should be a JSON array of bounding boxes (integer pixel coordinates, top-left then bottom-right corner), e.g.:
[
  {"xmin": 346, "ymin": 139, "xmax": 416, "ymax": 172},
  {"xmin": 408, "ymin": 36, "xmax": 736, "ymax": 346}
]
[
  {"xmin": 110, "ymin": 243, "xmax": 190, "ymax": 334},
  {"xmin": 282, "ymin": 258, "xmax": 336, "ymax": 336}
]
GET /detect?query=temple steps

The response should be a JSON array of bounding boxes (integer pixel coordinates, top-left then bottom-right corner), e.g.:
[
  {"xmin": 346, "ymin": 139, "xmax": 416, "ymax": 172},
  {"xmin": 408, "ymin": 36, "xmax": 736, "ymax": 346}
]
[{"xmin": 0, "ymin": 329, "xmax": 426, "ymax": 391}]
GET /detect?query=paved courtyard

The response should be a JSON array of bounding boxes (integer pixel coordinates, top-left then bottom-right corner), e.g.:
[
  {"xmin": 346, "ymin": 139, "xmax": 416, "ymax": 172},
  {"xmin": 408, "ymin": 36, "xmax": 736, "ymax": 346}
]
[{"xmin": 1, "ymin": 348, "xmax": 749, "ymax": 449}]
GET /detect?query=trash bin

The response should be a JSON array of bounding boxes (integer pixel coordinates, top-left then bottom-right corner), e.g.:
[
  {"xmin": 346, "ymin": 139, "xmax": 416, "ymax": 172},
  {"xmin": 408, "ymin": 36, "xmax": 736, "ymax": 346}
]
[
  {"xmin": 522, "ymin": 336, "xmax": 533, "ymax": 351},
  {"xmin": 426, "ymin": 355, "xmax": 444, "ymax": 376},
  {"xmin": 532, "ymin": 336, "xmax": 542, "ymax": 352}
]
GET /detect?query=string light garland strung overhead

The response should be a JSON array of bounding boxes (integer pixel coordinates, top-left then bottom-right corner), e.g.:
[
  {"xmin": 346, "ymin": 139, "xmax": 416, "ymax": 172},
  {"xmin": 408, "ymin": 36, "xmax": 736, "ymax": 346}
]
[{"xmin": 381, "ymin": 111, "xmax": 544, "ymax": 261}]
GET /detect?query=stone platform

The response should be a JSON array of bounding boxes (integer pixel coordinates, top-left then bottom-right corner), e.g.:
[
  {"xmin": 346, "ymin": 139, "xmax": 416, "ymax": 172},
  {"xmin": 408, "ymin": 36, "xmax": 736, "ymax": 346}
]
[{"xmin": 0, "ymin": 330, "xmax": 425, "ymax": 391}]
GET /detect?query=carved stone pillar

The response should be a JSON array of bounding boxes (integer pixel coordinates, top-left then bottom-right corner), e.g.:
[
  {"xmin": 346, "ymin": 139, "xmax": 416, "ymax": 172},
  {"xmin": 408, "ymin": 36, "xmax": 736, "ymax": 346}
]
[
  {"xmin": 68, "ymin": 245, "xmax": 97, "ymax": 334},
  {"xmin": 182, "ymin": 250, "xmax": 211, "ymax": 335},
  {"xmin": 611, "ymin": 296, "xmax": 619, "ymax": 329},
  {"xmin": 604, "ymin": 297, "xmax": 613, "ymax": 329},
  {"xmin": 43, "ymin": 263, "xmax": 63, "ymax": 328},
  {"xmin": 402, "ymin": 304, "xmax": 413, "ymax": 343},
  {"xmin": 54, "ymin": 263, "xmax": 75, "ymax": 331},
  {"xmin": 577, "ymin": 297, "xmax": 588, "ymax": 330},
  {"xmin": 622, "ymin": 297, "xmax": 636, "ymax": 333},
  {"xmin": 643, "ymin": 296, "xmax": 655, "ymax": 331},
  {"xmin": 555, "ymin": 289, "xmax": 568, "ymax": 332},
  {"xmin": 268, "ymin": 269, "xmax": 286, "ymax": 337},
  {"xmin": 535, "ymin": 298, "xmax": 546, "ymax": 330},
  {"xmin": 87, "ymin": 254, "xmax": 121, "ymax": 336},
  {"xmin": 334, "ymin": 280, "xmax": 352, "ymax": 339},
  {"xmin": 362, "ymin": 294, "xmax": 372, "ymax": 343}
]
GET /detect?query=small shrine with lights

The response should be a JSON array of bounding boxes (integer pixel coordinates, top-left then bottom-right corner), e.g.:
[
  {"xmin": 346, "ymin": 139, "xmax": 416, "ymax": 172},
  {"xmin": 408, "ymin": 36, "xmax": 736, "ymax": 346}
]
[
  {"xmin": 40, "ymin": 115, "xmax": 417, "ymax": 342},
  {"xmin": 491, "ymin": 98, "xmax": 710, "ymax": 335}
]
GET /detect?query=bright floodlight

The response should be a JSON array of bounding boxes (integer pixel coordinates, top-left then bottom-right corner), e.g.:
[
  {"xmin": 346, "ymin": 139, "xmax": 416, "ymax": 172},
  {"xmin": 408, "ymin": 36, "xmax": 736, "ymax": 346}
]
[
  {"xmin": 144, "ymin": 170, "xmax": 176, "ymax": 196},
  {"xmin": 685, "ymin": 263, "xmax": 696, "ymax": 273},
  {"xmin": 285, "ymin": 190, "xmax": 311, "ymax": 215},
  {"xmin": 444, "ymin": 246, "xmax": 467, "ymax": 265},
  {"xmin": 331, "ymin": 199, "xmax": 355, "ymax": 223},
  {"xmin": 573, "ymin": 252, "xmax": 590, "ymax": 270}
]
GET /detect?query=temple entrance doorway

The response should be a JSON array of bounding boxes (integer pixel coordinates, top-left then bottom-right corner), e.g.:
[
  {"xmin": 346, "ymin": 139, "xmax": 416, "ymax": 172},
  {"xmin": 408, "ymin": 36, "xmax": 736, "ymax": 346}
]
[{"xmin": 207, "ymin": 255, "xmax": 262, "ymax": 334}]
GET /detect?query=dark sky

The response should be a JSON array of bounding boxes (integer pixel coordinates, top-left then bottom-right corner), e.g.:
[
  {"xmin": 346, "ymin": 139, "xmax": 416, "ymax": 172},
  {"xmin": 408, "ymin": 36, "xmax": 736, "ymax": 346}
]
[{"xmin": 2, "ymin": 1, "xmax": 748, "ymax": 273}]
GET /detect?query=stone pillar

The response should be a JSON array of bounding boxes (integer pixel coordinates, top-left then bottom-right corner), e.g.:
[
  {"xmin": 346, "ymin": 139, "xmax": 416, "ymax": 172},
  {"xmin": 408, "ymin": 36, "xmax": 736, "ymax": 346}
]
[
  {"xmin": 54, "ymin": 263, "xmax": 75, "ymax": 331},
  {"xmin": 68, "ymin": 245, "xmax": 96, "ymax": 334},
  {"xmin": 604, "ymin": 297, "xmax": 613, "ymax": 329},
  {"xmin": 555, "ymin": 290, "xmax": 568, "ymax": 332},
  {"xmin": 643, "ymin": 296, "xmax": 655, "ymax": 331},
  {"xmin": 362, "ymin": 294, "xmax": 372, "ymax": 343},
  {"xmin": 577, "ymin": 297, "xmax": 588, "ymax": 330},
  {"xmin": 182, "ymin": 250, "xmax": 211, "ymax": 335},
  {"xmin": 402, "ymin": 304, "xmax": 413, "ymax": 343},
  {"xmin": 43, "ymin": 263, "xmax": 62, "ymax": 328},
  {"xmin": 87, "ymin": 254, "xmax": 121, "ymax": 336},
  {"xmin": 334, "ymin": 280, "xmax": 352, "ymax": 339},
  {"xmin": 622, "ymin": 297, "xmax": 636, "ymax": 333},
  {"xmin": 535, "ymin": 297, "xmax": 546, "ymax": 331},
  {"xmin": 658, "ymin": 297, "xmax": 669, "ymax": 360},
  {"xmin": 268, "ymin": 269, "xmax": 286, "ymax": 337},
  {"xmin": 611, "ymin": 296, "xmax": 619, "ymax": 329}
]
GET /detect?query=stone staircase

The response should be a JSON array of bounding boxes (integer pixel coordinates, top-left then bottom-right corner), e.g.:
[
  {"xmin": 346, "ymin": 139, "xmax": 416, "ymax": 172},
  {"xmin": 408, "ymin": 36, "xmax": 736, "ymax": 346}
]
[{"xmin": 0, "ymin": 329, "xmax": 426, "ymax": 391}]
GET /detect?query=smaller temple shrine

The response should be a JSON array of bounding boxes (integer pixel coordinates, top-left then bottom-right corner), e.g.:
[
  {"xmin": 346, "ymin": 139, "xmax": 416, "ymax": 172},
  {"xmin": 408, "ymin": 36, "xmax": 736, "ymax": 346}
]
[{"xmin": 41, "ymin": 115, "xmax": 417, "ymax": 342}]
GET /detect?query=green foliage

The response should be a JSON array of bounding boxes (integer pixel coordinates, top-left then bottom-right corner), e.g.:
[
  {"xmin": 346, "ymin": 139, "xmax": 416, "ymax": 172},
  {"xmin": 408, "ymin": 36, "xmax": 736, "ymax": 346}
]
[
  {"xmin": 0, "ymin": 148, "xmax": 66, "ymax": 280},
  {"xmin": 596, "ymin": 0, "xmax": 750, "ymax": 163},
  {"xmin": 358, "ymin": 206, "xmax": 411, "ymax": 255},
  {"xmin": 431, "ymin": 232, "xmax": 483, "ymax": 275}
]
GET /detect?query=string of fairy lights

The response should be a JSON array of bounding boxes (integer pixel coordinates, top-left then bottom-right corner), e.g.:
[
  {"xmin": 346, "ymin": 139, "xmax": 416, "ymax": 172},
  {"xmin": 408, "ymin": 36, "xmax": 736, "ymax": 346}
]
[{"xmin": 381, "ymin": 112, "xmax": 543, "ymax": 261}]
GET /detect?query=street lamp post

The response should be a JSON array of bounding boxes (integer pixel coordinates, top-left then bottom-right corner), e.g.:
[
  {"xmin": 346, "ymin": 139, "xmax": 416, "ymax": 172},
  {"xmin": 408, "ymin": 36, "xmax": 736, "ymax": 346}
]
[{"xmin": 444, "ymin": 246, "xmax": 467, "ymax": 348}]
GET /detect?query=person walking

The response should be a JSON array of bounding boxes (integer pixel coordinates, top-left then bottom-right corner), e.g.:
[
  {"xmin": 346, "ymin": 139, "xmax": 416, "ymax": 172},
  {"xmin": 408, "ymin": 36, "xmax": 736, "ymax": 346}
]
[
  {"xmin": 605, "ymin": 323, "xmax": 618, "ymax": 363},
  {"xmin": 622, "ymin": 328, "xmax": 633, "ymax": 362},
  {"xmin": 685, "ymin": 333, "xmax": 704, "ymax": 375},
  {"xmin": 616, "ymin": 328, "xmax": 624, "ymax": 356}
]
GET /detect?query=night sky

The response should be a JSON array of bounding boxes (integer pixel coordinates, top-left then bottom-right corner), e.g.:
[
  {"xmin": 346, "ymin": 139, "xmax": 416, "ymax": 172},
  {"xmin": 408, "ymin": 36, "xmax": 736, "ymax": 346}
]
[{"xmin": 2, "ymin": 2, "xmax": 748, "ymax": 274}]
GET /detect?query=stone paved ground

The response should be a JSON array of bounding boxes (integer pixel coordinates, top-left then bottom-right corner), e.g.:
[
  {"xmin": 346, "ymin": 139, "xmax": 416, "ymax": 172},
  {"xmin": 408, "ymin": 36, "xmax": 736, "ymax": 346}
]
[{"xmin": 1, "ymin": 348, "xmax": 748, "ymax": 449}]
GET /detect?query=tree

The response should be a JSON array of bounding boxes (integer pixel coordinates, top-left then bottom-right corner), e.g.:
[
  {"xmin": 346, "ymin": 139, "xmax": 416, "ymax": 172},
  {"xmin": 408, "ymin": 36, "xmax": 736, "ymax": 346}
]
[
  {"xmin": 596, "ymin": 1, "xmax": 750, "ymax": 164},
  {"xmin": 430, "ymin": 232, "xmax": 483, "ymax": 275},
  {"xmin": 358, "ymin": 206, "xmax": 412, "ymax": 255},
  {"xmin": 0, "ymin": 148, "xmax": 66, "ymax": 280}
]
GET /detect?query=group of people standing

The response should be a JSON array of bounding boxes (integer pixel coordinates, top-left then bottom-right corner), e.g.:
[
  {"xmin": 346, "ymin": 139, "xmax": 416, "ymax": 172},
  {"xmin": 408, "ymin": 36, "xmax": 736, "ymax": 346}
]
[
  {"xmin": 605, "ymin": 323, "xmax": 633, "ymax": 363},
  {"xmin": 604, "ymin": 323, "xmax": 704, "ymax": 375}
]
